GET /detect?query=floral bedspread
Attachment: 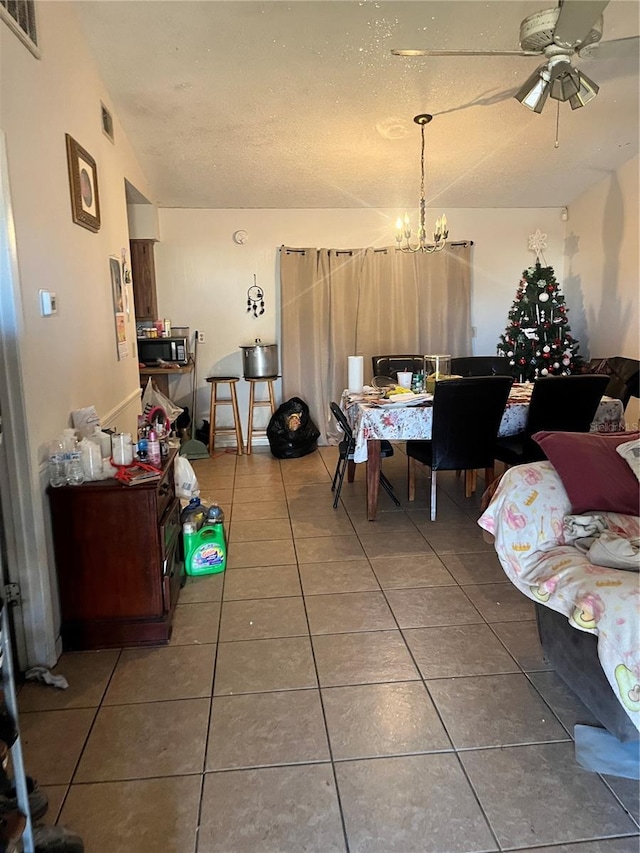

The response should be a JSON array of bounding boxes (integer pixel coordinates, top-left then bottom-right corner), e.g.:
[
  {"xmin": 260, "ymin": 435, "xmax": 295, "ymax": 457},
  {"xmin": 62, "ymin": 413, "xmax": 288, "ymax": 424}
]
[
  {"xmin": 345, "ymin": 384, "xmax": 624, "ymax": 464},
  {"xmin": 478, "ymin": 461, "xmax": 640, "ymax": 732}
]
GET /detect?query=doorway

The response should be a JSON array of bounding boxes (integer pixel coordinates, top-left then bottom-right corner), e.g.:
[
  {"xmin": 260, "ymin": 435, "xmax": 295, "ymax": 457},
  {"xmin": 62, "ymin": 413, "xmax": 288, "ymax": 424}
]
[{"xmin": 0, "ymin": 130, "xmax": 57, "ymax": 669}]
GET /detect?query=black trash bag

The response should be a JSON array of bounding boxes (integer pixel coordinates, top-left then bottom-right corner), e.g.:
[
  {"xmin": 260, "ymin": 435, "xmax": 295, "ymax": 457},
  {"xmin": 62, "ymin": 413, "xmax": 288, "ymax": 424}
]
[
  {"xmin": 195, "ymin": 420, "xmax": 210, "ymax": 447},
  {"xmin": 267, "ymin": 397, "xmax": 320, "ymax": 459}
]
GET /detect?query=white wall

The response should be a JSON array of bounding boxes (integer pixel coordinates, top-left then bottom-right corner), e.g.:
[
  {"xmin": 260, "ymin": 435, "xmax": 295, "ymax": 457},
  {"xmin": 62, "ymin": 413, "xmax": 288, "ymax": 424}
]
[
  {"xmin": 565, "ymin": 154, "xmax": 640, "ymax": 426},
  {"xmin": 0, "ymin": 2, "xmax": 151, "ymax": 660},
  {"xmin": 565, "ymin": 154, "xmax": 639, "ymax": 359},
  {"xmin": 156, "ymin": 206, "xmax": 566, "ymax": 439}
]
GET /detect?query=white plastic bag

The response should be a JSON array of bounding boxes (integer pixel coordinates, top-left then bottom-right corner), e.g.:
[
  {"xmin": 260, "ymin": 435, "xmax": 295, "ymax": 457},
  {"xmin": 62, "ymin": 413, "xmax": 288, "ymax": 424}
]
[
  {"xmin": 72, "ymin": 405, "xmax": 101, "ymax": 438},
  {"xmin": 174, "ymin": 455, "xmax": 200, "ymax": 500},
  {"xmin": 141, "ymin": 378, "xmax": 184, "ymax": 424}
]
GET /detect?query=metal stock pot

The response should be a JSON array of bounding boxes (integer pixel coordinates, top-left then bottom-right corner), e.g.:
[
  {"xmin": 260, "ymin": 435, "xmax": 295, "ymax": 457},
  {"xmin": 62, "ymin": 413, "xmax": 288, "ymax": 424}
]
[{"xmin": 240, "ymin": 340, "xmax": 279, "ymax": 378}]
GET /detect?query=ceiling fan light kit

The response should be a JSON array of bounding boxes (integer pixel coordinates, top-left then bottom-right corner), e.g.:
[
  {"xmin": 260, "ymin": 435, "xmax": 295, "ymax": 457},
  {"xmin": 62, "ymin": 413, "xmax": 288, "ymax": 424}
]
[
  {"xmin": 395, "ymin": 114, "xmax": 448, "ymax": 254},
  {"xmin": 391, "ymin": 1, "xmax": 635, "ymax": 116}
]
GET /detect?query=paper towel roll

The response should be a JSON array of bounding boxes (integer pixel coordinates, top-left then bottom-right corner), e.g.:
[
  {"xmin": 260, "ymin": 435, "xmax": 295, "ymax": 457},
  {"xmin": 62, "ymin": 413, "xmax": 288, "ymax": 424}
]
[{"xmin": 348, "ymin": 356, "xmax": 364, "ymax": 393}]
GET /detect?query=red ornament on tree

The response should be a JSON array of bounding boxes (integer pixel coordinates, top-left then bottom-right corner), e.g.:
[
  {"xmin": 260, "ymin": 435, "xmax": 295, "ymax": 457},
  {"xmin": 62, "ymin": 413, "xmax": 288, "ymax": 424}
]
[{"xmin": 518, "ymin": 357, "xmax": 527, "ymax": 366}]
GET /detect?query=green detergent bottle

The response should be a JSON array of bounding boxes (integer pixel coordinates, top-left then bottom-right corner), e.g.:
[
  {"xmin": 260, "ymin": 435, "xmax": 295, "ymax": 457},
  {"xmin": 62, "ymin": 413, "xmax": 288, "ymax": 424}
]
[{"xmin": 184, "ymin": 503, "xmax": 226, "ymax": 576}]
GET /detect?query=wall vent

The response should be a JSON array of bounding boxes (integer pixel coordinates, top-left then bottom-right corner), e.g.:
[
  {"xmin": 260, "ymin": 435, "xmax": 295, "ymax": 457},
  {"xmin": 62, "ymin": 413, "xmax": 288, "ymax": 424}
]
[
  {"xmin": 101, "ymin": 103, "xmax": 115, "ymax": 143},
  {"xmin": 0, "ymin": 0, "xmax": 39, "ymax": 57}
]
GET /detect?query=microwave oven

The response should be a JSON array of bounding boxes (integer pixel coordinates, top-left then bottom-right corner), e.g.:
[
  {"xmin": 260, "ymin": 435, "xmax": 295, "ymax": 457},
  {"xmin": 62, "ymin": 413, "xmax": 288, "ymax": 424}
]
[{"xmin": 137, "ymin": 336, "xmax": 190, "ymax": 366}]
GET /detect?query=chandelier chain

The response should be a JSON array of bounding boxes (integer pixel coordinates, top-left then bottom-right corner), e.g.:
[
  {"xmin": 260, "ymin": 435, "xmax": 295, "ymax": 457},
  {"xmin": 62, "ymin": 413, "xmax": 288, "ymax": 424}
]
[{"xmin": 395, "ymin": 114, "xmax": 448, "ymax": 254}]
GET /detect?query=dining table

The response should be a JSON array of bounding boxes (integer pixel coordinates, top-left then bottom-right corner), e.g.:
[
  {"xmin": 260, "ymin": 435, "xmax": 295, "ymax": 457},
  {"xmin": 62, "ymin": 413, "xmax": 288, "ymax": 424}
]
[{"xmin": 342, "ymin": 382, "xmax": 626, "ymax": 521}]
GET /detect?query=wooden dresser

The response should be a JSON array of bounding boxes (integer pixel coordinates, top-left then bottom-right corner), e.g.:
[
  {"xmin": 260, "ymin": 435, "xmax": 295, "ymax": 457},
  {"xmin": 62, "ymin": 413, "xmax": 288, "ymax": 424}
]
[{"xmin": 48, "ymin": 449, "xmax": 184, "ymax": 650}]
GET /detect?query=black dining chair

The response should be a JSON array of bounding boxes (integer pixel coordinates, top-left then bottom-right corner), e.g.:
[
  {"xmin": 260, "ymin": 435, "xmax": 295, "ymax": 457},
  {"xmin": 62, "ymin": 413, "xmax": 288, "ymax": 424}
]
[
  {"xmin": 584, "ymin": 356, "xmax": 640, "ymax": 410},
  {"xmin": 406, "ymin": 376, "xmax": 513, "ymax": 520},
  {"xmin": 451, "ymin": 356, "xmax": 513, "ymax": 377},
  {"xmin": 494, "ymin": 373, "xmax": 610, "ymax": 466},
  {"xmin": 329, "ymin": 402, "xmax": 400, "ymax": 509},
  {"xmin": 371, "ymin": 355, "xmax": 424, "ymax": 381}
]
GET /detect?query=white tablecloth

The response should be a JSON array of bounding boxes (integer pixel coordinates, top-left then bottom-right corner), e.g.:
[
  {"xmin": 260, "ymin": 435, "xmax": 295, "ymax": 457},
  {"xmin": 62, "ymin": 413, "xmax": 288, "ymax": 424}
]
[{"xmin": 344, "ymin": 383, "xmax": 625, "ymax": 464}]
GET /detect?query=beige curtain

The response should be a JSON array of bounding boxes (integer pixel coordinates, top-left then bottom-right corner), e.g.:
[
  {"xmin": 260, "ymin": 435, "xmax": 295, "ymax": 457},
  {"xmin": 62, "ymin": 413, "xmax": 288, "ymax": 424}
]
[{"xmin": 280, "ymin": 243, "xmax": 472, "ymax": 443}]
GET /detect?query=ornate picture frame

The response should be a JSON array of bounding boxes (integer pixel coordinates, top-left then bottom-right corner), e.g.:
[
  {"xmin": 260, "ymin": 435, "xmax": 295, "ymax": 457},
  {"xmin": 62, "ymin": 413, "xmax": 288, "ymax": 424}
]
[{"xmin": 65, "ymin": 134, "xmax": 101, "ymax": 232}]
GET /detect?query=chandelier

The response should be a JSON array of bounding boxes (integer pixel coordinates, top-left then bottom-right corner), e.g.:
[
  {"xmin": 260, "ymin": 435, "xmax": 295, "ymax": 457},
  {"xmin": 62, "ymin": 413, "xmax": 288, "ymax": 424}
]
[{"xmin": 395, "ymin": 114, "xmax": 448, "ymax": 254}]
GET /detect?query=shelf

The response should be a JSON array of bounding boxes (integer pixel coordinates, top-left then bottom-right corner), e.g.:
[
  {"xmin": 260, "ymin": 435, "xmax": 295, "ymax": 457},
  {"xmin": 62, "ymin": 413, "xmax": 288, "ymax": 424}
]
[
  {"xmin": 140, "ymin": 362, "xmax": 194, "ymax": 396},
  {"xmin": 139, "ymin": 363, "xmax": 194, "ymax": 376}
]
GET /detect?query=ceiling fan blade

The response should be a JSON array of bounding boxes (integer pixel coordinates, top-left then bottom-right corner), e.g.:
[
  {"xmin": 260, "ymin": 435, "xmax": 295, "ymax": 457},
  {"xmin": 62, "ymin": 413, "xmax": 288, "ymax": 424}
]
[
  {"xmin": 580, "ymin": 35, "xmax": 640, "ymax": 59},
  {"xmin": 390, "ymin": 48, "xmax": 539, "ymax": 57},
  {"xmin": 553, "ymin": 0, "xmax": 610, "ymax": 49}
]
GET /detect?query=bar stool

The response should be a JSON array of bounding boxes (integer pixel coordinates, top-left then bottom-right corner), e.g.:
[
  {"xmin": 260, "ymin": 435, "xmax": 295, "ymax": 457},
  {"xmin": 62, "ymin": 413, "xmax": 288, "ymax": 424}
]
[
  {"xmin": 206, "ymin": 376, "xmax": 244, "ymax": 455},
  {"xmin": 245, "ymin": 376, "xmax": 277, "ymax": 455}
]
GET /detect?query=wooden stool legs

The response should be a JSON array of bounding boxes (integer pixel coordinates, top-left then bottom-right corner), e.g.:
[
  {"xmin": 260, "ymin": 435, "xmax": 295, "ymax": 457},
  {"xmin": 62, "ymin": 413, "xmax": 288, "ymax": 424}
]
[
  {"xmin": 206, "ymin": 377, "xmax": 243, "ymax": 456},
  {"xmin": 246, "ymin": 378, "xmax": 277, "ymax": 455}
]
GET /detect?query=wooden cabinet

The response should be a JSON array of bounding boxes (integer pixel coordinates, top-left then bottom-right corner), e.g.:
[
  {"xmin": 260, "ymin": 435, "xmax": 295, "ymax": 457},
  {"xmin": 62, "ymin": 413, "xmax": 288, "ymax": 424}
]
[
  {"xmin": 130, "ymin": 238, "xmax": 158, "ymax": 320},
  {"xmin": 48, "ymin": 450, "xmax": 184, "ymax": 650}
]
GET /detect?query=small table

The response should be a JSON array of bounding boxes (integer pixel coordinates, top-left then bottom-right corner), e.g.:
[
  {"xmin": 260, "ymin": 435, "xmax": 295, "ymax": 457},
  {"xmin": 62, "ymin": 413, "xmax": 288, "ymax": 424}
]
[{"xmin": 344, "ymin": 384, "xmax": 625, "ymax": 521}]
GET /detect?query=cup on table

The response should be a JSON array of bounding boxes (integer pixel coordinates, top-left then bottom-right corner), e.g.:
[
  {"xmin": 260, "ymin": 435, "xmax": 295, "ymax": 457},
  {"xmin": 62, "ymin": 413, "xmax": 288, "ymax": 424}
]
[{"xmin": 397, "ymin": 371, "xmax": 413, "ymax": 389}]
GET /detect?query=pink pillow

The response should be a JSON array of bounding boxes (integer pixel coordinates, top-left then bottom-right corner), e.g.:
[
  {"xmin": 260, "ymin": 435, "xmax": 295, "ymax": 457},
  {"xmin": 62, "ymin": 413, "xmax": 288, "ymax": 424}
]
[{"xmin": 532, "ymin": 430, "xmax": 640, "ymax": 516}]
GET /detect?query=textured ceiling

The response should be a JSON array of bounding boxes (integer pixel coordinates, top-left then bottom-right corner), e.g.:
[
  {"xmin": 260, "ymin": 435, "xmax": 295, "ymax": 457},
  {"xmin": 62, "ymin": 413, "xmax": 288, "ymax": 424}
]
[{"xmin": 74, "ymin": 0, "xmax": 639, "ymax": 209}]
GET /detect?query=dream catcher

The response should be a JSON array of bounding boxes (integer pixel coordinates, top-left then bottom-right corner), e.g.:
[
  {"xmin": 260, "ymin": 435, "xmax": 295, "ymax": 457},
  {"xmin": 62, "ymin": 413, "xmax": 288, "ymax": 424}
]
[{"xmin": 247, "ymin": 275, "xmax": 264, "ymax": 317}]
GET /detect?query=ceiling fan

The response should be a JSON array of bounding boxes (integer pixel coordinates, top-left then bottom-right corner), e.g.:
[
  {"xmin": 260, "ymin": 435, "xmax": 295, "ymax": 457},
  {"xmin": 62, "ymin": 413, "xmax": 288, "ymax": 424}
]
[{"xmin": 391, "ymin": 0, "xmax": 639, "ymax": 113}]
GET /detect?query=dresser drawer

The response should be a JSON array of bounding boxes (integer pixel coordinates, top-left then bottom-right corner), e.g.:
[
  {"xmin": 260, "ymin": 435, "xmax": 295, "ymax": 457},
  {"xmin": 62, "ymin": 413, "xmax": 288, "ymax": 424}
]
[{"xmin": 156, "ymin": 458, "xmax": 176, "ymax": 520}]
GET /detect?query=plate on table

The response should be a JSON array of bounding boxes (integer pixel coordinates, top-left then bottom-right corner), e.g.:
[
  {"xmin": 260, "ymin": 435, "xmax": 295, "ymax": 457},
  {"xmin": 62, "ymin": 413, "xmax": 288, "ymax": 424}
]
[{"xmin": 373, "ymin": 393, "xmax": 433, "ymax": 408}]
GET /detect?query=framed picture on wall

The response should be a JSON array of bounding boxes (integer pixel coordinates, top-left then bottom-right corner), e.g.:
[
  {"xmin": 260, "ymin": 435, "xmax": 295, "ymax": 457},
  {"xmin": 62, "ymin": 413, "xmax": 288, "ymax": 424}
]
[
  {"xmin": 110, "ymin": 256, "xmax": 128, "ymax": 360},
  {"xmin": 65, "ymin": 134, "xmax": 101, "ymax": 232}
]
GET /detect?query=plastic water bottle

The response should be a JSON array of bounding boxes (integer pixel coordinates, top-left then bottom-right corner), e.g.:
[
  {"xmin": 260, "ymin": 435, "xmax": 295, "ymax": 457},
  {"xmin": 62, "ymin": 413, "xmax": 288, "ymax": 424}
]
[
  {"xmin": 48, "ymin": 439, "xmax": 67, "ymax": 488},
  {"xmin": 65, "ymin": 449, "xmax": 85, "ymax": 486}
]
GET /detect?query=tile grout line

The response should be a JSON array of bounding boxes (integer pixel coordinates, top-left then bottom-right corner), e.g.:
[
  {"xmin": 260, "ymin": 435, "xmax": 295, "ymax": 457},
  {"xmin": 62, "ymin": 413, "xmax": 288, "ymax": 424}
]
[
  {"xmin": 59, "ymin": 645, "xmax": 125, "ymax": 821},
  {"xmin": 193, "ymin": 450, "xmax": 238, "ymax": 851},
  {"xmin": 291, "ymin": 450, "xmax": 353, "ymax": 853}
]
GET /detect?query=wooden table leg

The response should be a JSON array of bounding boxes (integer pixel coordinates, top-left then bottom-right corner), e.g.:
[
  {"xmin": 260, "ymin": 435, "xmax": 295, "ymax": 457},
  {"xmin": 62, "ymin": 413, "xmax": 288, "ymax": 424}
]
[
  {"xmin": 366, "ymin": 439, "xmax": 381, "ymax": 521},
  {"xmin": 347, "ymin": 460, "xmax": 356, "ymax": 483}
]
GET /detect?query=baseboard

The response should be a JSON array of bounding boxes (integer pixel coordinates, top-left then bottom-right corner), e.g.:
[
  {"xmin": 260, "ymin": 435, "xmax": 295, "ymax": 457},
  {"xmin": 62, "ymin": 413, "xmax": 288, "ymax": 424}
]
[{"xmin": 101, "ymin": 387, "xmax": 142, "ymax": 430}]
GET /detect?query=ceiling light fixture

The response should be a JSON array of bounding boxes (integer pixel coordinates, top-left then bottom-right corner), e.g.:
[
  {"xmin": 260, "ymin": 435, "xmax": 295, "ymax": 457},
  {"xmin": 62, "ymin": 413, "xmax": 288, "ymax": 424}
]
[
  {"xmin": 515, "ymin": 56, "xmax": 600, "ymax": 113},
  {"xmin": 395, "ymin": 114, "xmax": 448, "ymax": 254}
]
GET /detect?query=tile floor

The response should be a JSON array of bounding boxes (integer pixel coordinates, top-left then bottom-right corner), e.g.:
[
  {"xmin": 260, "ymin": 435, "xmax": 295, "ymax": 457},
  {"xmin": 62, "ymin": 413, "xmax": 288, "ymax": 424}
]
[{"xmin": 16, "ymin": 446, "xmax": 640, "ymax": 852}]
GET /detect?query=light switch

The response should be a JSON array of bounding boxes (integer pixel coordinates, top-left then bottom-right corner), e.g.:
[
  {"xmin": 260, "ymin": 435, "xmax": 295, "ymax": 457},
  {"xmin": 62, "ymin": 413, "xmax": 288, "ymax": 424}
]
[{"xmin": 39, "ymin": 290, "xmax": 57, "ymax": 316}]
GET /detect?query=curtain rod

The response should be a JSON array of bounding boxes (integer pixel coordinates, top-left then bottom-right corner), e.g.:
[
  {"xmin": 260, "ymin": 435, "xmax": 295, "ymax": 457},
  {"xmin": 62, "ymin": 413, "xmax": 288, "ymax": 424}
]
[{"xmin": 280, "ymin": 241, "xmax": 474, "ymax": 254}]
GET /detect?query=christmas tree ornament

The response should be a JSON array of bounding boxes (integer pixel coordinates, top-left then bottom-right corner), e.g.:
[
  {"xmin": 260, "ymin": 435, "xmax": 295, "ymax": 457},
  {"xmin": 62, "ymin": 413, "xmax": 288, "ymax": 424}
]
[
  {"xmin": 528, "ymin": 230, "xmax": 548, "ymax": 264},
  {"xmin": 539, "ymin": 292, "xmax": 549, "ymax": 302},
  {"xmin": 246, "ymin": 275, "xmax": 265, "ymax": 318},
  {"xmin": 554, "ymin": 362, "xmax": 560, "ymax": 369},
  {"xmin": 541, "ymin": 368, "xmax": 549, "ymax": 376},
  {"xmin": 543, "ymin": 345, "xmax": 550, "ymax": 353},
  {"xmin": 538, "ymin": 279, "xmax": 546, "ymax": 288}
]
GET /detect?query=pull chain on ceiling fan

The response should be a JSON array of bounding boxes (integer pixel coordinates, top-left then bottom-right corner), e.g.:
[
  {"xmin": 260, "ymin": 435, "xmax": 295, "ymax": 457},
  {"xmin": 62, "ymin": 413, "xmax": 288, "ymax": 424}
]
[{"xmin": 391, "ymin": 0, "xmax": 639, "ymax": 114}]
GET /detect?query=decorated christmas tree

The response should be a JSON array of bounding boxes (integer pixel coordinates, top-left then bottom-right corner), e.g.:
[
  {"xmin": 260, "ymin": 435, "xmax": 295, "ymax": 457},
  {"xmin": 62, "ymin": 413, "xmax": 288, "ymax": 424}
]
[{"xmin": 497, "ymin": 231, "xmax": 583, "ymax": 382}]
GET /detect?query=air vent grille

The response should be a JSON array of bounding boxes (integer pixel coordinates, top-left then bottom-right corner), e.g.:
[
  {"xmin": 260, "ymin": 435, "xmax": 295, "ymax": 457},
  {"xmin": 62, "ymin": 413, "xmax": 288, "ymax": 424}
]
[
  {"xmin": 101, "ymin": 103, "xmax": 115, "ymax": 143},
  {"xmin": 0, "ymin": 0, "xmax": 39, "ymax": 56}
]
